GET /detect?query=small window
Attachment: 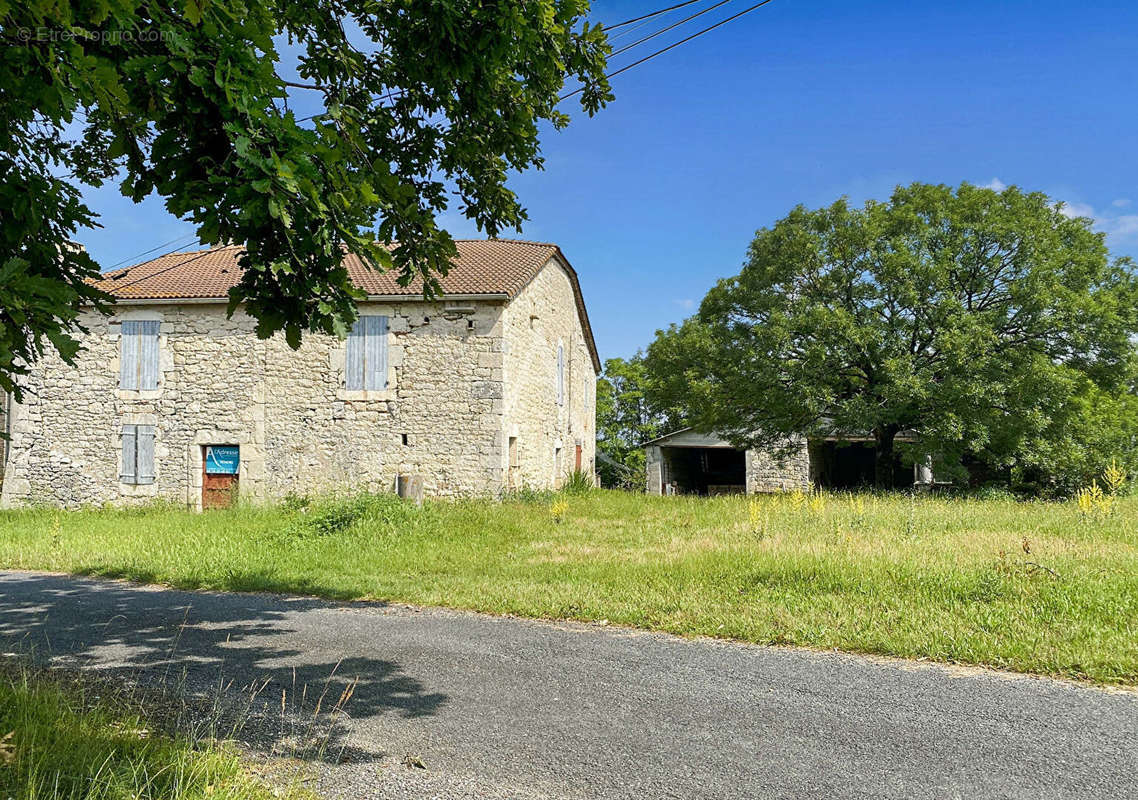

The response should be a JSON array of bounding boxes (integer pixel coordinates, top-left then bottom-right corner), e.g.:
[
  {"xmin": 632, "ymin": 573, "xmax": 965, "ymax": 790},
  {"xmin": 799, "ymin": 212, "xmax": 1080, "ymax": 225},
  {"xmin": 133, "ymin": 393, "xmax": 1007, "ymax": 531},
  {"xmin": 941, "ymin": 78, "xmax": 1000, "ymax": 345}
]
[
  {"xmin": 345, "ymin": 315, "xmax": 389, "ymax": 390},
  {"xmin": 556, "ymin": 343, "xmax": 565, "ymax": 406},
  {"xmin": 120, "ymin": 424, "xmax": 156, "ymax": 485},
  {"xmin": 119, "ymin": 320, "xmax": 160, "ymax": 390}
]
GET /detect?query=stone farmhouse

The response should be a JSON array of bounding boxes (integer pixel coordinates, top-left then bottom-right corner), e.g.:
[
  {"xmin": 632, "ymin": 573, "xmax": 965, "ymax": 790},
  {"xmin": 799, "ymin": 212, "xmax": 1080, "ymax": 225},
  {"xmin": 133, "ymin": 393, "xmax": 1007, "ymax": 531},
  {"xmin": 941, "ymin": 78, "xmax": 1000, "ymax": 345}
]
[{"xmin": 0, "ymin": 240, "xmax": 599, "ymax": 508}]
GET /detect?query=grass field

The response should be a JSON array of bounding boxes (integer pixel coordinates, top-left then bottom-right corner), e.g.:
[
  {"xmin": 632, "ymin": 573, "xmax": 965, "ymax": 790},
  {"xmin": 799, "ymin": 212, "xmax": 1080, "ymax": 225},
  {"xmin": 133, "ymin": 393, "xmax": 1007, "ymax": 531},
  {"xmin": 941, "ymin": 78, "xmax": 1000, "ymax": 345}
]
[
  {"xmin": 1, "ymin": 489, "xmax": 1135, "ymax": 684},
  {"xmin": 0, "ymin": 664, "xmax": 312, "ymax": 800}
]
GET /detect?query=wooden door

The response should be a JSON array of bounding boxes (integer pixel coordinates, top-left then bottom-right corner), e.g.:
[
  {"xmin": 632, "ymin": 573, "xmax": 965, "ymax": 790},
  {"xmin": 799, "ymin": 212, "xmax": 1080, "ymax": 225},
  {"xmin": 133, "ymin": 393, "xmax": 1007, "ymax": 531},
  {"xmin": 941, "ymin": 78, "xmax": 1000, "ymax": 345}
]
[{"xmin": 202, "ymin": 445, "xmax": 239, "ymax": 509}]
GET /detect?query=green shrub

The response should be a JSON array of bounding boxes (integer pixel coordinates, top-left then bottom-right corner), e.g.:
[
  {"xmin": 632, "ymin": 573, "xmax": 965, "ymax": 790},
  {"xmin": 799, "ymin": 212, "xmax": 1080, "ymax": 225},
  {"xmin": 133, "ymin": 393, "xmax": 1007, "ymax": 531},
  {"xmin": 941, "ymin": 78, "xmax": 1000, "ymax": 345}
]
[
  {"xmin": 505, "ymin": 486, "xmax": 557, "ymax": 505},
  {"xmin": 561, "ymin": 469, "xmax": 595, "ymax": 495},
  {"xmin": 293, "ymin": 492, "xmax": 422, "ymax": 536}
]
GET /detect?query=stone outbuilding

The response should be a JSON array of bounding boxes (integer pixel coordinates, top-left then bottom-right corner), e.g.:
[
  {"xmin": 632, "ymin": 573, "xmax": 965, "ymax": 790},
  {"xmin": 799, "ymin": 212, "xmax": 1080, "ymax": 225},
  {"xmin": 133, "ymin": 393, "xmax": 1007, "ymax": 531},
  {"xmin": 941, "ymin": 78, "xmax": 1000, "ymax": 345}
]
[
  {"xmin": 644, "ymin": 428, "xmax": 930, "ymax": 495},
  {"xmin": 1, "ymin": 240, "xmax": 599, "ymax": 508}
]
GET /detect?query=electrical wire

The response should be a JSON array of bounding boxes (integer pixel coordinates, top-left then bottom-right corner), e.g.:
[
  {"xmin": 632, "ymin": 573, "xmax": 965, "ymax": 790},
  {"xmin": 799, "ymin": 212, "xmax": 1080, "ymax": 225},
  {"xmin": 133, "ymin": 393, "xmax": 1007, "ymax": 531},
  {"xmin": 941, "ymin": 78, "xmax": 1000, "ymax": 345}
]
[
  {"xmin": 610, "ymin": 0, "xmax": 736, "ymax": 57},
  {"xmin": 110, "ymin": 1, "xmax": 775, "ymax": 273},
  {"xmin": 105, "ymin": 245, "xmax": 233, "ymax": 293},
  {"xmin": 101, "ymin": 233, "xmax": 198, "ymax": 272},
  {"xmin": 561, "ymin": 0, "xmax": 777, "ymax": 102},
  {"xmin": 604, "ymin": 0, "xmax": 708, "ymax": 31}
]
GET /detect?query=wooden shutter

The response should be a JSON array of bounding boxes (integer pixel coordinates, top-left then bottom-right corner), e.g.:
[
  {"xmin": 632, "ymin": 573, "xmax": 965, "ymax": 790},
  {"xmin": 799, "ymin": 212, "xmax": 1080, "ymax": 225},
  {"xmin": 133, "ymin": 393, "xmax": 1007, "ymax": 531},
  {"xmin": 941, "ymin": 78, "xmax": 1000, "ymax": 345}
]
[
  {"xmin": 119, "ymin": 321, "xmax": 140, "ymax": 390},
  {"xmin": 120, "ymin": 424, "xmax": 137, "ymax": 482},
  {"xmin": 365, "ymin": 315, "xmax": 389, "ymax": 390},
  {"xmin": 136, "ymin": 426, "xmax": 156, "ymax": 484},
  {"xmin": 138, "ymin": 321, "xmax": 160, "ymax": 390},
  {"xmin": 345, "ymin": 319, "xmax": 365, "ymax": 389},
  {"xmin": 556, "ymin": 344, "xmax": 565, "ymax": 406}
]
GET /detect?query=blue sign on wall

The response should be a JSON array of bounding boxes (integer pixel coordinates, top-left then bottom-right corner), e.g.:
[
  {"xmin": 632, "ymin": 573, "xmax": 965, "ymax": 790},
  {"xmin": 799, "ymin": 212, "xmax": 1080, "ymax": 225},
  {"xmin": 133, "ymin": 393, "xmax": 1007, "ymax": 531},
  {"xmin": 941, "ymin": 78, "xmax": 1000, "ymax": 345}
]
[{"xmin": 205, "ymin": 446, "xmax": 240, "ymax": 475}]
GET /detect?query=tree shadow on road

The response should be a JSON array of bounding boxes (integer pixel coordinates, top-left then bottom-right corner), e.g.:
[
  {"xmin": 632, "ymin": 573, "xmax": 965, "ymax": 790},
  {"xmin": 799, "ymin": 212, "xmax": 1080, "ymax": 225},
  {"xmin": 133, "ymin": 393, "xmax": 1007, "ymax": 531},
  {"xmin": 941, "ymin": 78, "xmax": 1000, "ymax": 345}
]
[{"xmin": 0, "ymin": 572, "xmax": 448, "ymax": 765}]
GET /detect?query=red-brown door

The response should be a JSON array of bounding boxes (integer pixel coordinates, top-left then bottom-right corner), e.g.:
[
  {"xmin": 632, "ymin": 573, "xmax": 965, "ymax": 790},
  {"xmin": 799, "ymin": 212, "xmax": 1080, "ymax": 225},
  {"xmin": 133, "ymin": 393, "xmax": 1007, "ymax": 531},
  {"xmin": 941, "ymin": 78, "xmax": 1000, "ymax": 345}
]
[{"xmin": 202, "ymin": 445, "xmax": 239, "ymax": 509}]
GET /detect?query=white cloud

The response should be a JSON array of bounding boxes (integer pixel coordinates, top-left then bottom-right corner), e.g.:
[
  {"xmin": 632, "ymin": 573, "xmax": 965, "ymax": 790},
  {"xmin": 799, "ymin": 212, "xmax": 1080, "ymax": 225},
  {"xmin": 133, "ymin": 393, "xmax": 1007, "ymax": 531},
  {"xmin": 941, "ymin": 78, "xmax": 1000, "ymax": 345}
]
[
  {"xmin": 1056, "ymin": 199, "xmax": 1097, "ymax": 220},
  {"xmin": 1111, "ymin": 216, "xmax": 1138, "ymax": 238},
  {"xmin": 978, "ymin": 181, "xmax": 1136, "ymax": 247},
  {"xmin": 675, "ymin": 298, "xmax": 695, "ymax": 311},
  {"xmin": 1049, "ymin": 198, "xmax": 1138, "ymax": 245}
]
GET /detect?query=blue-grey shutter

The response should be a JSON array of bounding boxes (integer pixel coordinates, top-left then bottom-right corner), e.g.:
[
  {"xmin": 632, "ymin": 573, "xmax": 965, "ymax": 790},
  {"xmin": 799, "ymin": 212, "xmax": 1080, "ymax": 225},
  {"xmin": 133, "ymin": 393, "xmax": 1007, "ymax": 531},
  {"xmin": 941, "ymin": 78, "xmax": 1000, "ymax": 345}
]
[
  {"xmin": 345, "ymin": 319, "xmax": 365, "ymax": 389},
  {"xmin": 365, "ymin": 315, "xmax": 388, "ymax": 389},
  {"xmin": 136, "ymin": 426, "xmax": 156, "ymax": 484},
  {"xmin": 556, "ymin": 344, "xmax": 565, "ymax": 406},
  {"xmin": 120, "ymin": 424, "xmax": 137, "ymax": 483},
  {"xmin": 119, "ymin": 322, "xmax": 139, "ymax": 390},
  {"xmin": 138, "ymin": 321, "xmax": 160, "ymax": 390}
]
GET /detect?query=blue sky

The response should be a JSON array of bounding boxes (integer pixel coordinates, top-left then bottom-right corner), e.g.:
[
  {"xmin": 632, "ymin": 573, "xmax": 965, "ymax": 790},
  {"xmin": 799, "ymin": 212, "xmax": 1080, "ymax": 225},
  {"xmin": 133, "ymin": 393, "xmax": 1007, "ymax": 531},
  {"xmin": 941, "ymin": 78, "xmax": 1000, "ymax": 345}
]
[{"xmin": 77, "ymin": 0, "xmax": 1138, "ymax": 361}]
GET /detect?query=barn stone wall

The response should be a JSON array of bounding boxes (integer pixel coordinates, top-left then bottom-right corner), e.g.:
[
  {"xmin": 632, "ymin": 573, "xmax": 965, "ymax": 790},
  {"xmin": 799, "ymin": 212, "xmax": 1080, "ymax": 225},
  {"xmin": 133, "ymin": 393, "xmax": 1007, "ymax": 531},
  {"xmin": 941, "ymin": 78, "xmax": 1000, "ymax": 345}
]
[
  {"xmin": 501, "ymin": 257, "xmax": 597, "ymax": 489},
  {"xmin": 745, "ymin": 438, "xmax": 811, "ymax": 492},
  {"xmin": 0, "ymin": 294, "xmax": 532, "ymax": 508}
]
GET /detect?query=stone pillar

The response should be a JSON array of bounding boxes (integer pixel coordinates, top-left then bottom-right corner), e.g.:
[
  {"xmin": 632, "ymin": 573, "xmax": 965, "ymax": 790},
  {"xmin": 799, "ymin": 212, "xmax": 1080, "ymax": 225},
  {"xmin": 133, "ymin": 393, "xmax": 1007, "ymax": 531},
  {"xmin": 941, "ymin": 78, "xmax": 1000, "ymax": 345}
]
[{"xmin": 645, "ymin": 446, "xmax": 663, "ymax": 495}]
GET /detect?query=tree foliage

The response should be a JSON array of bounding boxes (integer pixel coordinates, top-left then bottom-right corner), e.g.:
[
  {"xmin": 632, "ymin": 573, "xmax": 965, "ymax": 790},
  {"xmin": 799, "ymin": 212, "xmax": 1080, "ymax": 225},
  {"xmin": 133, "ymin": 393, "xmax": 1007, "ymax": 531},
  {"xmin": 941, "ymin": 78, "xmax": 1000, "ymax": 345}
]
[
  {"xmin": 645, "ymin": 182, "xmax": 1138, "ymax": 490},
  {"xmin": 595, "ymin": 355, "xmax": 672, "ymax": 489},
  {"xmin": 1, "ymin": 0, "xmax": 612, "ymax": 397}
]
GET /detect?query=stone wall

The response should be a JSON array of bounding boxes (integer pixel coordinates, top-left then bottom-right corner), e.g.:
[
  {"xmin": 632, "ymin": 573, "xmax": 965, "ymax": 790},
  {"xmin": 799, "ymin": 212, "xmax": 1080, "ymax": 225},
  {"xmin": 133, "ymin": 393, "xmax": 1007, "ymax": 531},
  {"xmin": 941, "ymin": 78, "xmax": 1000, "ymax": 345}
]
[
  {"xmin": 645, "ymin": 445, "xmax": 663, "ymax": 494},
  {"xmin": 501, "ymin": 257, "xmax": 597, "ymax": 490},
  {"xmin": 745, "ymin": 438, "xmax": 811, "ymax": 492},
  {"xmin": 0, "ymin": 293, "xmax": 537, "ymax": 507}
]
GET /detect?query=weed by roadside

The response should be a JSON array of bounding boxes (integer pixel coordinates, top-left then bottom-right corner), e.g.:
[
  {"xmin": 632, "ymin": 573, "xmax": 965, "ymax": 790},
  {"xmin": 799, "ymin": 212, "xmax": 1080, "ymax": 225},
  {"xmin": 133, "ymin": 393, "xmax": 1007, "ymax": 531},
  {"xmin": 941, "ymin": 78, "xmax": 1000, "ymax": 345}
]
[{"xmin": 0, "ymin": 660, "xmax": 321, "ymax": 800}]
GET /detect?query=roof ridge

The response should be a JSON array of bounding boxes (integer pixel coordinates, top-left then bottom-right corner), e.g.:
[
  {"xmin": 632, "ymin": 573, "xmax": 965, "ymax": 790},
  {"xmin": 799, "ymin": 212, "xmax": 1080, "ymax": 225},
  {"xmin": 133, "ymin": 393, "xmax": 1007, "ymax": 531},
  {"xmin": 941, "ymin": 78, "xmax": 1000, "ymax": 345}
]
[{"xmin": 452, "ymin": 238, "xmax": 557, "ymax": 247}]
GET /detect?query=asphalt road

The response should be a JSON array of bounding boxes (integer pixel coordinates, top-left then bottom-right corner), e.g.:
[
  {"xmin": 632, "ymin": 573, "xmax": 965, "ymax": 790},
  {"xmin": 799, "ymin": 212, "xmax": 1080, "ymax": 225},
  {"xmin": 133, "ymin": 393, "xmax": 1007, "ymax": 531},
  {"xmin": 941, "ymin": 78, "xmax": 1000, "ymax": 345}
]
[{"xmin": 1, "ymin": 570, "xmax": 1134, "ymax": 799}]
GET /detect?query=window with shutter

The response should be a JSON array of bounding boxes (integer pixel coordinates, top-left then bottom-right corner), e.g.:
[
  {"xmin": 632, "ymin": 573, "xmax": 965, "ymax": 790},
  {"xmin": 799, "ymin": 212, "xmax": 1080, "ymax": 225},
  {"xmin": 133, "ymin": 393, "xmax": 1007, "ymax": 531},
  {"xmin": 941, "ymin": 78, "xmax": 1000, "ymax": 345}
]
[
  {"xmin": 119, "ymin": 320, "xmax": 160, "ymax": 390},
  {"xmin": 136, "ymin": 426, "xmax": 156, "ymax": 484},
  {"xmin": 345, "ymin": 315, "xmax": 389, "ymax": 390},
  {"xmin": 120, "ymin": 424, "xmax": 137, "ymax": 482},
  {"xmin": 120, "ymin": 424, "xmax": 156, "ymax": 485},
  {"xmin": 138, "ymin": 320, "xmax": 160, "ymax": 390}
]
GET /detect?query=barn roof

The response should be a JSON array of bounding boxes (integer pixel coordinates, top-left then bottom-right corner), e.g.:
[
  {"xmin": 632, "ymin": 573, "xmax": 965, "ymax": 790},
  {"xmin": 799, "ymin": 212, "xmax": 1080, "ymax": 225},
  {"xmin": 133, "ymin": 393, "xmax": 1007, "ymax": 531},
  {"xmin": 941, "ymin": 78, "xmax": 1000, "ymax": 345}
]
[{"xmin": 93, "ymin": 239, "xmax": 600, "ymax": 371}]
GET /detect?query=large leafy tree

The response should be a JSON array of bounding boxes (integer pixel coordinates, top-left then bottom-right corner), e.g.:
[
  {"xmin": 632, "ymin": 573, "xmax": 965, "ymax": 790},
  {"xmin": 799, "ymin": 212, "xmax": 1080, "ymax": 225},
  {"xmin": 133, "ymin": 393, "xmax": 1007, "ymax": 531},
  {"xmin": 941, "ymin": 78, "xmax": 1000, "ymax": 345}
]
[
  {"xmin": 645, "ymin": 182, "xmax": 1138, "ymax": 489},
  {"xmin": 595, "ymin": 355, "xmax": 672, "ymax": 488},
  {"xmin": 1, "ymin": 0, "xmax": 611, "ymax": 397}
]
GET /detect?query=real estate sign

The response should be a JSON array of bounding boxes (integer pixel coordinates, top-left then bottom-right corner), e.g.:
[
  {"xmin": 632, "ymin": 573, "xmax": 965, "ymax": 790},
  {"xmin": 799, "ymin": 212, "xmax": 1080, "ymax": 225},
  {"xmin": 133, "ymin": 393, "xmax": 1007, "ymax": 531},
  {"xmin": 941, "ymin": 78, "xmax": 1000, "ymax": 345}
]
[{"xmin": 205, "ymin": 446, "xmax": 240, "ymax": 475}]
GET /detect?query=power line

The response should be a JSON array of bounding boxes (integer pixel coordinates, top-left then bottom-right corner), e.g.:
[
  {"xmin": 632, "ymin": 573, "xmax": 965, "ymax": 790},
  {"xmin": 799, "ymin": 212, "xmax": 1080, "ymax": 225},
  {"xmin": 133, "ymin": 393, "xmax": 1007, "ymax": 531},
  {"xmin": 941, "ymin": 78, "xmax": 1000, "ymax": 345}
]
[
  {"xmin": 607, "ymin": 13, "xmax": 665, "ymax": 43},
  {"xmin": 561, "ymin": 0, "xmax": 777, "ymax": 102},
  {"xmin": 605, "ymin": 0, "xmax": 708, "ymax": 31},
  {"xmin": 106, "ymin": 245, "xmax": 232, "ymax": 293},
  {"xmin": 611, "ymin": 0, "xmax": 737, "ymax": 58},
  {"xmin": 101, "ymin": 233, "xmax": 198, "ymax": 272},
  {"xmin": 107, "ymin": 2, "xmax": 771, "ymax": 274}
]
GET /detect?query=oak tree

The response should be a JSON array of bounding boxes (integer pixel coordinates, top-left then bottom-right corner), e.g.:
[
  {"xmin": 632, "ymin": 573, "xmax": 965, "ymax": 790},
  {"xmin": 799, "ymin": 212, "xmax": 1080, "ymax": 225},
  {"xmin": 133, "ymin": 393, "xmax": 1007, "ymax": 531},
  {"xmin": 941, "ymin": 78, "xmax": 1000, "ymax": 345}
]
[
  {"xmin": 1, "ymin": 0, "xmax": 611, "ymax": 397},
  {"xmin": 645, "ymin": 183, "xmax": 1138, "ymax": 489}
]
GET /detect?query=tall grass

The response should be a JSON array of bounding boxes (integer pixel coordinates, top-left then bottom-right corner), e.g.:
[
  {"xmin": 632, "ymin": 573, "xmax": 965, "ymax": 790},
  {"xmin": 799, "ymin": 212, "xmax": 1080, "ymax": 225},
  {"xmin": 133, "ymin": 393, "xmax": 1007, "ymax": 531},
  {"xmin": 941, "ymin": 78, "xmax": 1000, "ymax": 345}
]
[
  {"xmin": 0, "ymin": 663, "xmax": 317, "ymax": 800},
  {"xmin": 1, "ymin": 490, "xmax": 1136, "ymax": 684}
]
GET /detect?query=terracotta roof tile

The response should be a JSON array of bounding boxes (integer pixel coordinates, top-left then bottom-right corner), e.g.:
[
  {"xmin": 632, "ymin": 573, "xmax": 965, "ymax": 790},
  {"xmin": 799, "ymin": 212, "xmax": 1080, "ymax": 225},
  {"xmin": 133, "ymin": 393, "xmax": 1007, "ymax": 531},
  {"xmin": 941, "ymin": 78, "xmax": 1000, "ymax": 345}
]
[
  {"xmin": 93, "ymin": 239, "xmax": 559, "ymax": 300},
  {"xmin": 92, "ymin": 239, "xmax": 600, "ymax": 370}
]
